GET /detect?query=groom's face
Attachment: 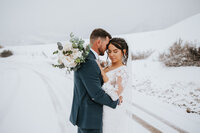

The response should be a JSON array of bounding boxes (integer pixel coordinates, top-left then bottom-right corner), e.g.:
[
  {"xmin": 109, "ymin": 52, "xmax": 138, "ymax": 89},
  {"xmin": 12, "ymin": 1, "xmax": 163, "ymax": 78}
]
[{"xmin": 98, "ymin": 37, "xmax": 109, "ymax": 56}]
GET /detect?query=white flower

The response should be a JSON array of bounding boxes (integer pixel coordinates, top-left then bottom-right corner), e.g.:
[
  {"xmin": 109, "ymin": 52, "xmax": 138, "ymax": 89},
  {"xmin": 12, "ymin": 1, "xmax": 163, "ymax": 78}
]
[
  {"xmin": 72, "ymin": 49, "xmax": 82, "ymax": 59},
  {"xmin": 69, "ymin": 62, "xmax": 77, "ymax": 68},
  {"xmin": 61, "ymin": 56, "xmax": 77, "ymax": 68},
  {"xmin": 57, "ymin": 47, "xmax": 83, "ymax": 69},
  {"xmin": 65, "ymin": 56, "xmax": 73, "ymax": 62},
  {"xmin": 63, "ymin": 42, "xmax": 71, "ymax": 51},
  {"xmin": 62, "ymin": 57, "xmax": 70, "ymax": 66}
]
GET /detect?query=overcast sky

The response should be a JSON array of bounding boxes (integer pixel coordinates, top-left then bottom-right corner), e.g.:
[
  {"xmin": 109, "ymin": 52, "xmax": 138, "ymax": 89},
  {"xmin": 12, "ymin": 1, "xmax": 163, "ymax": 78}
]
[{"xmin": 0, "ymin": 0, "xmax": 200, "ymax": 45}]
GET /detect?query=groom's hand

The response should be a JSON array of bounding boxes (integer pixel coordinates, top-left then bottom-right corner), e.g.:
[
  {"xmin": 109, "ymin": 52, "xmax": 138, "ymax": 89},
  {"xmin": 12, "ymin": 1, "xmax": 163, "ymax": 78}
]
[{"xmin": 118, "ymin": 96, "xmax": 123, "ymax": 105}]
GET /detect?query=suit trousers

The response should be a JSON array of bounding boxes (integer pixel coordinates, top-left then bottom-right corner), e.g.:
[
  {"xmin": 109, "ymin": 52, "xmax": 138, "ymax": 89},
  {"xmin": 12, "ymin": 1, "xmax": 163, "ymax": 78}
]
[{"xmin": 78, "ymin": 127, "xmax": 102, "ymax": 133}]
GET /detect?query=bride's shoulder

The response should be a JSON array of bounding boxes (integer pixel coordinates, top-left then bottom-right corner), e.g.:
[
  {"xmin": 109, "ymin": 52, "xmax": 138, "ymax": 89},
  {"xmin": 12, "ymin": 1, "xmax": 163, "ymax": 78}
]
[
  {"xmin": 116, "ymin": 65, "xmax": 128, "ymax": 75},
  {"xmin": 119, "ymin": 65, "xmax": 128, "ymax": 71}
]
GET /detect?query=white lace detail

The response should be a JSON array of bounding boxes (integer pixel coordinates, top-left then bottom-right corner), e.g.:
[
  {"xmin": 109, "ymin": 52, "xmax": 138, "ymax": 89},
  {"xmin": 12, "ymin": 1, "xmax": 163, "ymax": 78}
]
[{"xmin": 102, "ymin": 66, "xmax": 129, "ymax": 101}]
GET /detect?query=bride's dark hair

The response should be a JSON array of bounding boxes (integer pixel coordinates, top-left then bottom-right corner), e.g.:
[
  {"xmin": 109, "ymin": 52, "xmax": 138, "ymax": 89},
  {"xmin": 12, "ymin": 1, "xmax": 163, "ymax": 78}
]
[{"xmin": 106, "ymin": 37, "xmax": 129, "ymax": 65}]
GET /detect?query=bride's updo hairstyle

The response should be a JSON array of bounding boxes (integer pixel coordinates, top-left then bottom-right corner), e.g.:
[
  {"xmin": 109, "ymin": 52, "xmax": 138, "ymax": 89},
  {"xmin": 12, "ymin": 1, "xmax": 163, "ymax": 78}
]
[{"xmin": 106, "ymin": 38, "xmax": 129, "ymax": 65}]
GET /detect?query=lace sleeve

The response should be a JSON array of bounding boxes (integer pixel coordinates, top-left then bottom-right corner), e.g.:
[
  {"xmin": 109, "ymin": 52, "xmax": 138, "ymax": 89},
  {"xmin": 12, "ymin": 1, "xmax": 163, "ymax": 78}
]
[
  {"xmin": 115, "ymin": 67, "xmax": 129, "ymax": 90},
  {"xmin": 102, "ymin": 67, "xmax": 129, "ymax": 101},
  {"xmin": 102, "ymin": 82, "xmax": 119, "ymax": 101}
]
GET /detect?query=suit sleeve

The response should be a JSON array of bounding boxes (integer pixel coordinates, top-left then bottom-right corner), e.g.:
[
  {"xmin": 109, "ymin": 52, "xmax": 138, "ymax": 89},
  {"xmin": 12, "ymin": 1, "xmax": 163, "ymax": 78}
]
[{"xmin": 78, "ymin": 60, "xmax": 118, "ymax": 109}]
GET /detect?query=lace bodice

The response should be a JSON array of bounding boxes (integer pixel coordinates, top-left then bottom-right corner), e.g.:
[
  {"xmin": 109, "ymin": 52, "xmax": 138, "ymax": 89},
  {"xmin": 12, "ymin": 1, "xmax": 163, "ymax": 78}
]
[{"xmin": 102, "ymin": 65, "xmax": 129, "ymax": 101}]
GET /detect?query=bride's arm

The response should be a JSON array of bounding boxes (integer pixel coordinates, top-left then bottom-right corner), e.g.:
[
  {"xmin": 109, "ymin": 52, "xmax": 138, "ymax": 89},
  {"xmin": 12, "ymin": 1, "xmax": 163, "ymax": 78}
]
[
  {"xmin": 96, "ymin": 60, "xmax": 120, "ymax": 101},
  {"xmin": 115, "ymin": 68, "xmax": 129, "ymax": 97},
  {"xmin": 103, "ymin": 76, "xmax": 123, "ymax": 101},
  {"xmin": 115, "ymin": 76, "xmax": 123, "ymax": 96},
  {"xmin": 96, "ymin": 60, "xmax": 125, "ymax": 101}
]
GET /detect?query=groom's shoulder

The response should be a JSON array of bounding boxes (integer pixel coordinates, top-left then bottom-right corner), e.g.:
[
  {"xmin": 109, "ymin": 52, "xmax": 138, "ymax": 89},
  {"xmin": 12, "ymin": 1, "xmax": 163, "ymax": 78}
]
[
  {"xmin": 82, "ymin": 58, "xmax": 97, "ymax": 68},
  {"xmin": 79, "ymin": 59, "xmax": 98, "ymax": 72}
]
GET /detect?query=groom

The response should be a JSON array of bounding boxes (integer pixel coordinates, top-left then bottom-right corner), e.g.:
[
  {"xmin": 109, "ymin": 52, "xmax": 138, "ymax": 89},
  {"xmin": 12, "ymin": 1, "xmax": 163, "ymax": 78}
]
[{"xmin": 70, "ymin": 28, "xmax": 121, "ymax": 133}]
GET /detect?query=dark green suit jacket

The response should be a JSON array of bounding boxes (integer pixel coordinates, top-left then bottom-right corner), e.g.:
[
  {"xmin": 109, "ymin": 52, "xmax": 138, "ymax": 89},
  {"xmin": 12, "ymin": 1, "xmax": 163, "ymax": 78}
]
[{"xmin": 70, "ymin": 50, "xmax": 118, "ymax": 129}]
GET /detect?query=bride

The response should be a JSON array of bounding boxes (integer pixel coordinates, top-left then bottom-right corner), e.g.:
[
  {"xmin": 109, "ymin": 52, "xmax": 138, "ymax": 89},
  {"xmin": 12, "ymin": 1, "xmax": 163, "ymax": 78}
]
[{"xmin": 96, "ymin": 38, "xmax": 134, "ymax": 133}]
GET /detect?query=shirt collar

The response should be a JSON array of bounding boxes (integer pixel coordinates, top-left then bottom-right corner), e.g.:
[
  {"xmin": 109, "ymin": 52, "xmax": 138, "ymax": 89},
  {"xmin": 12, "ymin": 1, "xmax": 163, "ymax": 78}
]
[{"xmin": 90, "ymin": 48, "xmax": 99, "ymax": 60}]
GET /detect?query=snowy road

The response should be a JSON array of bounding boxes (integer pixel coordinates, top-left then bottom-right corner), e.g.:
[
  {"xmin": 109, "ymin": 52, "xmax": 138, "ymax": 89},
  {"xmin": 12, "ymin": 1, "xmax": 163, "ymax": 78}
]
[
  {"xmin": 129, "ymin": 90, "xmax": 200, "ymax": 133},
  {"xmin": 127, "ymin": 102, "xmax": 188, "ymax": 133},
  {"xmin": 0, "ymin": 57, "xmax": 76, "ymax": 133}
]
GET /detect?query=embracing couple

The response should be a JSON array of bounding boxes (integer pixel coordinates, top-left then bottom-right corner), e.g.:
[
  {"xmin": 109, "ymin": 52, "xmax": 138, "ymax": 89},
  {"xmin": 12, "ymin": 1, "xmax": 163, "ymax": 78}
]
[{"xmin": 70, "ymin": 28, "xmax": 133, "ymax": 133}]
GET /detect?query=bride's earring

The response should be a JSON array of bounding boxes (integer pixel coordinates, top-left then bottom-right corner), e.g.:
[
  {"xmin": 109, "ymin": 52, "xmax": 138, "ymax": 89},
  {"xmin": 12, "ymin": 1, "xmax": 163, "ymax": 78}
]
[{"xmin": 122, "ymin": 54, "xmax": 126, "ymax": 65}]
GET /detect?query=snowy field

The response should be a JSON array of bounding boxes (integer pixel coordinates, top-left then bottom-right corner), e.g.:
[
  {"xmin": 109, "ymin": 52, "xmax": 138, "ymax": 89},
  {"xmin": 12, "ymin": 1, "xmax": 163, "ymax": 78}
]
[{"xmin": 0, "ymin": 14, "xmax": 200, "ymax": 133}]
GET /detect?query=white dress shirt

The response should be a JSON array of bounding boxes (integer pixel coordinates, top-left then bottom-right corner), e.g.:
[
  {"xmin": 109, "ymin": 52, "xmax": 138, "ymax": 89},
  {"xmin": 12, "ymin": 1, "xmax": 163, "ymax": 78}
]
[{"xmin": 90, "ymin": 48, "xmax": 99, "ymax": 60}]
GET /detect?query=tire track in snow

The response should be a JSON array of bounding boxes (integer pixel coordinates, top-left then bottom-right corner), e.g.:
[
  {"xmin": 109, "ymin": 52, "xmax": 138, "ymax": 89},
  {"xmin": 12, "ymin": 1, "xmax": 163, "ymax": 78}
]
[
  {"xmin": 127, "ymin": 102, "xmax": 188, "ymax": 133},
  {"xmin": 126, "ymin": 110, "xmax": 162, "ymax": 133},
  {"xmin": 21, "ymin": 66, "xmax": 68, "ymax": 133}
]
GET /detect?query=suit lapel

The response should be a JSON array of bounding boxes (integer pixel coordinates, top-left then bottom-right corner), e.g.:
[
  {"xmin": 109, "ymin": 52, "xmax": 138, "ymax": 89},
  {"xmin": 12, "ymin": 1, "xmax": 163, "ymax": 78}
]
[
  {"xmin": 87, "ymin": 50, "xmax": 96, "ymax": 60},
  {"xmin": 88, "ymin": 50, "xmax": 104, "ymax": 86}
]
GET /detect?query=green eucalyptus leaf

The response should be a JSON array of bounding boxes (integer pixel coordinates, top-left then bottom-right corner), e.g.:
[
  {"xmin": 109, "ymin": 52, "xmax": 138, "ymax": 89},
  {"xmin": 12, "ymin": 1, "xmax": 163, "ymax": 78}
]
[
  {"xmin": 53, "ymin": 50, "xmax": 58, "ymax": 54},
  {"xmin": 57, "ymin": 42, "xmax": 63, "ymax": 50},
  {"xmin": 72, "ymin": 43, "xmax": 78, "ymax": 48}
]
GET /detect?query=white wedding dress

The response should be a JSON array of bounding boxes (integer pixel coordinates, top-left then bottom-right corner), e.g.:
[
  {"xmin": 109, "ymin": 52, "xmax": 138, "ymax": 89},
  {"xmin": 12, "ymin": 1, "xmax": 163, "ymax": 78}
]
[{"xmin": 102, "ymin": 65, "xmax": 135, "ymax": 133}]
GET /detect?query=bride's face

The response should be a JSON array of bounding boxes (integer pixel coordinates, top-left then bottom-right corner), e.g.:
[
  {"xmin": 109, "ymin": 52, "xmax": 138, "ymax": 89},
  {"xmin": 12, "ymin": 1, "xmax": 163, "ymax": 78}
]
[{"xmin": 107, "ymin": 44, "xmax": 123, "ymax": 64}]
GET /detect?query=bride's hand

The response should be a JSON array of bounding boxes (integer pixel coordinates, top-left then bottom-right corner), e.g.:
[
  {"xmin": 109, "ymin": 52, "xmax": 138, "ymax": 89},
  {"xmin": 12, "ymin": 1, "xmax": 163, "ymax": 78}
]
[
  {"xmin": 118, "ymin": 96, "xmax": 123, "ymax": 105},
  {"xmin": 96, "ymin": 60, "xmax": 109, "ymax": 83},
  {"xmin": 96, "ymin": 60, "xmax": 103, "ymax": 71}
]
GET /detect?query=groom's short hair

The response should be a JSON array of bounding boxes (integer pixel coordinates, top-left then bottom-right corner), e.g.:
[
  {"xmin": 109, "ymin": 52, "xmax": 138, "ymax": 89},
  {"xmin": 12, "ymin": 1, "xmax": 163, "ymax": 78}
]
[{"xmin": 90, "ymin": 28, "xmax": 112, "ymax": 43}]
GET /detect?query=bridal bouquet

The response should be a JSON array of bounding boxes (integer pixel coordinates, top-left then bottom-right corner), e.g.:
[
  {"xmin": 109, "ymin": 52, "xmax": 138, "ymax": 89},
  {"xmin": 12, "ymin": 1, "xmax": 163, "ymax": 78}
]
[{"xmin": 52, "ymin": 33, "xmax": 90, "ymax": 72}]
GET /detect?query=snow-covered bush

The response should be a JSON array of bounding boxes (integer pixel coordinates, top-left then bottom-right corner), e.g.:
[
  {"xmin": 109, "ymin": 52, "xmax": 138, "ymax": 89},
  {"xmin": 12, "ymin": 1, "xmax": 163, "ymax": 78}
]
[
  {"xmin": 132, "ymin": 50, "xmax": 154, "ymax": 60},
  {"xmin": 0, "ymin": 50, "xmax": 13, "ymax": 57},
  {"xmin": 159, "ymin": 39, "xmax": 200, "ymax": 67}
]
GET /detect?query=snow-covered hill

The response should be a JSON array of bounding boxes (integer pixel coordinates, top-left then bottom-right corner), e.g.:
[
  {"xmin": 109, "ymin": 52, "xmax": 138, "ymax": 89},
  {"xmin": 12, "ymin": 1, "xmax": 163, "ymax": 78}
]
[{"xmin": 121, "ymin": 13, "xmax": 200, "ymax": 53}]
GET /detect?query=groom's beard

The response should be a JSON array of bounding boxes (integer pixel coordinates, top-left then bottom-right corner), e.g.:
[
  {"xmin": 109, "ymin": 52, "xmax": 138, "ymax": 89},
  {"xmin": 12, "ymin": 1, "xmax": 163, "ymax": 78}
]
[{"xmin": 98, "ymin": 47, "xmax": 105, "ymax": 56}]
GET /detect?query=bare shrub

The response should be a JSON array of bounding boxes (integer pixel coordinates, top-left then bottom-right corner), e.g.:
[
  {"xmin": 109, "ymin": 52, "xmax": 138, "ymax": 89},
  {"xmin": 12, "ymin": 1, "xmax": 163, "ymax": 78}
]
[
  {"xmin": 132, "ymin": 50, "xmax": 154, "ymax": 60},
  {"xmin": 159, "ymin": 39, "xmax": 200, "ymax": 67},
  {"xmin": 0, "ymin": 45, "xmax": 3, "ymax": 48},
  {"xmin": 0, "ymin": 50, "xmax": 13, "ymax": 57}
]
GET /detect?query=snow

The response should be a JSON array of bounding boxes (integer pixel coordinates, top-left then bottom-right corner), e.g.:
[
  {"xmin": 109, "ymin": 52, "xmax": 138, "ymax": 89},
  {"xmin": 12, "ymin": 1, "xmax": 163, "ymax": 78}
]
[
  {"xmin": 132, "ymin": 60, "xmax": 200, "ymax": 114},
  {"xmin": 1, "ymin": 13, "xmax": 200, "ymax": 133},
  {"xmin": 0, "ymin": 53, "xmax": 76, "ymax": 133}
]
